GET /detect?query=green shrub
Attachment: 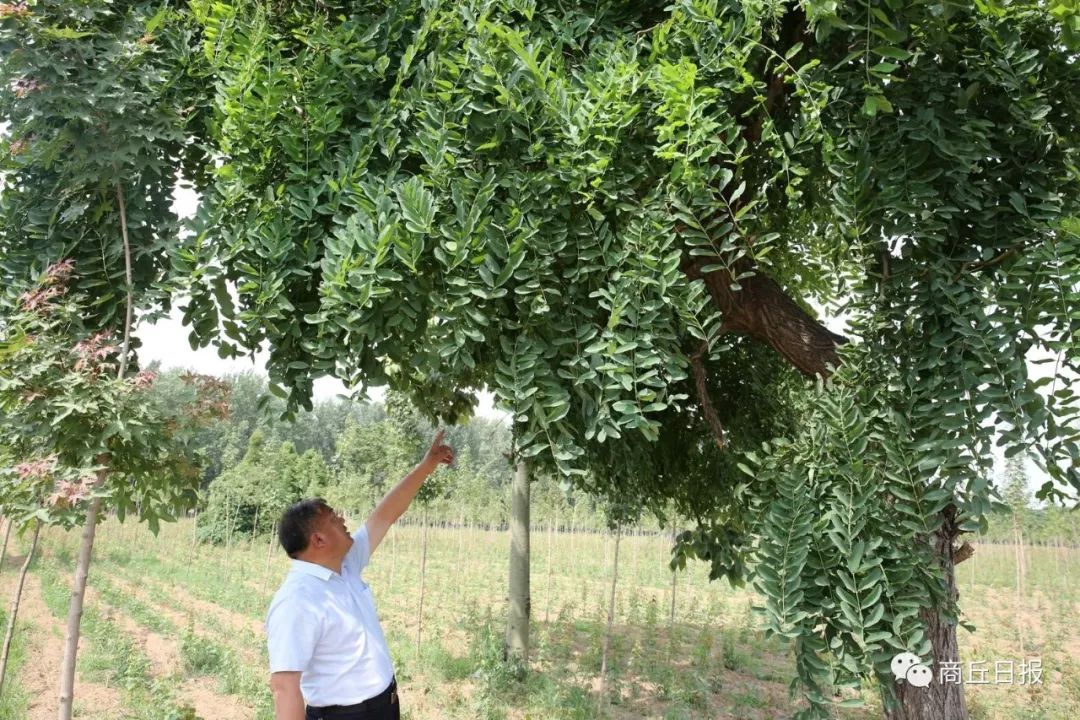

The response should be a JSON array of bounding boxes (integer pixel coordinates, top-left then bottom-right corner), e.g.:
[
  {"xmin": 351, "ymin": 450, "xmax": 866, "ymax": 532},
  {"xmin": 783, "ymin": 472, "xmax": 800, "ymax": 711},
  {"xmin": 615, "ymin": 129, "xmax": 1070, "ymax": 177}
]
[{"xmin": 180, "ymin": 631, "xmax": 227, "ymax": 675}]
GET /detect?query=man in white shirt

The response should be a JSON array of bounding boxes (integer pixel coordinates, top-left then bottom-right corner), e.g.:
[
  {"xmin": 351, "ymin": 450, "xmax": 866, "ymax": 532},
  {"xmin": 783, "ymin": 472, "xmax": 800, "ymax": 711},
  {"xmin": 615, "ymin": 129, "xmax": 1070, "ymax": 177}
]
[{"xmin": 266, "ymin": 429, "xmax": 455, "ymax": 720}]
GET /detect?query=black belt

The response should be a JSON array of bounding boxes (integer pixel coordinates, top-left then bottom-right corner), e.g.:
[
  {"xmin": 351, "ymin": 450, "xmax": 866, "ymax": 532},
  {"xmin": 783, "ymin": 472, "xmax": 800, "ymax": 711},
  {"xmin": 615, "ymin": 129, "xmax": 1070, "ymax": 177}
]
[{"xmin": 306, "ymin": 678, "xmax": 398, "ymax": 719}]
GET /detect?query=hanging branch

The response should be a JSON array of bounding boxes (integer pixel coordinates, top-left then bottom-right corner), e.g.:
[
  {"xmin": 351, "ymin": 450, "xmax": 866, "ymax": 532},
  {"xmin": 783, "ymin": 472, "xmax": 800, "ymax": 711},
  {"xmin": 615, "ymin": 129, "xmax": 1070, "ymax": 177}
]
[{"xmin": 691, "ymin": 342, "xmax": 726, "ymax": 449}]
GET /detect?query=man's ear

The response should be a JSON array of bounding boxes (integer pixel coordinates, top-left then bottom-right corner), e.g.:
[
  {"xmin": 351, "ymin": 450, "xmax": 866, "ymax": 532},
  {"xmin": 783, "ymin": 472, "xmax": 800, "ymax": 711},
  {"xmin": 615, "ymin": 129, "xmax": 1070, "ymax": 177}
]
[{"xmin": 310, "ymin": 531, "xmax": 326, "ymax": 549}]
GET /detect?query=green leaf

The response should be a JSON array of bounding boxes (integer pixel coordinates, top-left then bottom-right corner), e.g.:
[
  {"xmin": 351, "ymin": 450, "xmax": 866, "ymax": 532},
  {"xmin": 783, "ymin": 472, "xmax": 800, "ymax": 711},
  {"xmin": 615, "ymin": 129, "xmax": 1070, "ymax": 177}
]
[
  {"xmin": 874, "ymin": 46, "xmax": 912, "ymax": 61},
  {"xmin": 397, "ymin": 177, "xmax": 437, "ymax": 234}
]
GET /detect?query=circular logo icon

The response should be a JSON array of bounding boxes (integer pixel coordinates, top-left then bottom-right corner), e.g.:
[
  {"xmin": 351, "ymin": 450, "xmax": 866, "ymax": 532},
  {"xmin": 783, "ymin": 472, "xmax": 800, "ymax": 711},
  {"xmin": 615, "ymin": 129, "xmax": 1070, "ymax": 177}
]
[
  {"xmin": 891, "ymin": 652, "xmax": 922, "ymax": 681},
  {"xmin": 905, "ymin": 663, "xmax": 933, "ymax": 688}
]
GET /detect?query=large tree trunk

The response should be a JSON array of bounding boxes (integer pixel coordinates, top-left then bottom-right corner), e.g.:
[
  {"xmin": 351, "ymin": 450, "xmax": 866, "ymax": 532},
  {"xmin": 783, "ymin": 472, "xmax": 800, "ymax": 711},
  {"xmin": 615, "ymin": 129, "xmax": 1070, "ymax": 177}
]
[
  {"xmin": 676, "ymin": 3, "xmax": 841, "ymax": 381},
  {"xmin": 505, "ymin": 459, "xmax": 530, "ymax": 663},
  {"xmin": 886, "ymin": 512, "xmax": 968, "ymax": 720},
  {"xmin": 683, "ymin": 256, "xmax": 973, "ymax": 720}
]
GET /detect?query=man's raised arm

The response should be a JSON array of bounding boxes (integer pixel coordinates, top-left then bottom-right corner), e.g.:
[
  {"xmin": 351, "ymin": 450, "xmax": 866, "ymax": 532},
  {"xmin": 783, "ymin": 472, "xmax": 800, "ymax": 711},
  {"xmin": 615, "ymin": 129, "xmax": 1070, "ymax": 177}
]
[{"xmin": 365, "ymin": 429, "xmax": 454, "ymax": 555}]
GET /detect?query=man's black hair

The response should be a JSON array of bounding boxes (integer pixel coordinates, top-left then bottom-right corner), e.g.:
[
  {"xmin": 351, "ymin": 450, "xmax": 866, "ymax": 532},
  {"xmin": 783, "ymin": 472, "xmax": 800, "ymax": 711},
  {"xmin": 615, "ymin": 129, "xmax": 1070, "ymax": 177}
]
[{"xmin": 278, "ymin": 498, "xmax": 331, "ymax": 558}]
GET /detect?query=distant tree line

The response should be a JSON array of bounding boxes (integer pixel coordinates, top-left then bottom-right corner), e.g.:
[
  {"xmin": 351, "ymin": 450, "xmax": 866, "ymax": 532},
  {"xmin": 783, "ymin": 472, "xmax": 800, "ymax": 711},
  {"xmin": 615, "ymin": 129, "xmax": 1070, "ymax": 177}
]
[
  {"xmin": 144, "ymin": 368, "xmax": 1080, "ymax": 547},
  {"xmin": 146, "ymin": 368, "xmax": 625, "ymax": 542}
]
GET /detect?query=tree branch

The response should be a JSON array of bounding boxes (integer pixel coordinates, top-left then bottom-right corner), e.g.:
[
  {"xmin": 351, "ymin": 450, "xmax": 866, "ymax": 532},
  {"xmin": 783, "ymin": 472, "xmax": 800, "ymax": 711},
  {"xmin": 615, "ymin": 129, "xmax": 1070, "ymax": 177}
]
[
  {"xmin": 681, "ymin": 256, "xmax": 847, "ymax": 379},
  {"xmin": 952, "ymin": 243, "xmax": 1027, "ymax": 281},
  {"xmin": 690, "ymin": 342, "xmax": 726, "ymax": 449},
  {"xmin": 115, "ymin": 180, "xmax": 133, "ymax": 380}
]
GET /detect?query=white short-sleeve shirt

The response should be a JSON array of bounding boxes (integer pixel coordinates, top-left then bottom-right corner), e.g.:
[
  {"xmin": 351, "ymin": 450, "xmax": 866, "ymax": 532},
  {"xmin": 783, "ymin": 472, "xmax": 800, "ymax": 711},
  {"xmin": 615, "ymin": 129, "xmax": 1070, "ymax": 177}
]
[{"xmin": 265, "ymin": 525, "xmax": 395, "ymax": 707}]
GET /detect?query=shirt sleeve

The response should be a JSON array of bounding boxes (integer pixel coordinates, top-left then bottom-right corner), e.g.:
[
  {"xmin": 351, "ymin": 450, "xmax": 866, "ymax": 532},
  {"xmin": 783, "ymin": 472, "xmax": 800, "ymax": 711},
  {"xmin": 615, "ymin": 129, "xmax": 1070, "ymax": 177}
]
[
  {"xmin": 346, "ymin": 524, "xmax": 372, "ymax": 574},
  {"xmin": 266, "ymin": 592, "xmax": 322, "ymax": 673}
]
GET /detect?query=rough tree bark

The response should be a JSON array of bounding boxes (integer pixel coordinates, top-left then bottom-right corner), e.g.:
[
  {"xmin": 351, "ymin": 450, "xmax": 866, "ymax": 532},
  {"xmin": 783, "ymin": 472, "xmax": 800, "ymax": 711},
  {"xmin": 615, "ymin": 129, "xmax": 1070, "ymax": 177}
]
[
  {"xmin": 681, "ymin": 257, "xmax": 847, "ymax": 378},
  {"xmin": 671, "ymin": 4, "xmax": 843, "ymax": 384},
  {"xmin": 685, "ymin": 242, "xmax": 972, "ymax": 720},
  {"xmin": 702, "ymin": 266, "xmax": 971, "ymax": 719},
  {"xmin": 885, "ymin": 507, "xmax": 969, "ymax": 720}
]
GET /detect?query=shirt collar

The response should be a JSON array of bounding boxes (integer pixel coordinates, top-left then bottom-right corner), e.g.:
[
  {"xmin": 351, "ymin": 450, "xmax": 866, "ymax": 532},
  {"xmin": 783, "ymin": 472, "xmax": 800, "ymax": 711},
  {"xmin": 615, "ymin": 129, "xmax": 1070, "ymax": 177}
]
[{"xmin": 289, "ymin": 558, "xmax": 336, "ymax": 581}]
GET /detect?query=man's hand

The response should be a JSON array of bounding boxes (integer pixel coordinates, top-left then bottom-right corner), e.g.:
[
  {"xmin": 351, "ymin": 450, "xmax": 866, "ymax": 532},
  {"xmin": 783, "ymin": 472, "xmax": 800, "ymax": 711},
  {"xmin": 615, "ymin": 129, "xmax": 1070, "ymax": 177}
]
[
  {"xmin": 366, "ymin": 429, "xmax": 455, "ymax": 555},
  {"xmin": 422, "ymin": 428, "xmax": 455, "ymax": 468}
]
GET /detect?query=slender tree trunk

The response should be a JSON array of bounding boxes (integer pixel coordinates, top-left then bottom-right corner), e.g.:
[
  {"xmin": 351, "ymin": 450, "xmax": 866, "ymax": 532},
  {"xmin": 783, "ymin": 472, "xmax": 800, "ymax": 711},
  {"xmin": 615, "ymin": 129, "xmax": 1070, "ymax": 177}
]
[
  {"xmin": 224, "ymin": 498, "xmax": 236, "ymax": 581},
  {"xmin": 669, "ymin": 526, "xmax": 678, "ymax": 628},
  {"xmin": 415, "ymin": 509, "xmax": 429, "ymax": 658},
  {"xmin": 59, "ymin": 181, "xmax": 135, "ymax": 720},
  {"xmin": 885, "ymin": 512, "xmax": 968, "ymax": 720},
  {"xmin": 569, "ymin": 507, "xmax": 577, "ymax": 575},
  {"xmin": 57, "ymin": 495, "xmax": 103, "ymax": 720},
  {"xmin": 191, "ymin": 508, "xmax": 199, "ymax": 553},
  {"xmin": 225, "ymin": 498, "xmax": 234, "ymax": 550},
  {"xmin": 506, "ymin": 459, "xmax": 530, "ymax": 663},
  {"xmin": 0, "ymin": 521, "xmax": 41, "ymax": 698},
  {"xmin": 1018, "ymin": 528, "xmax": 1026, "ymax": 595},
  {"xmin": 262, "ymin": 522, "xmax": 277, "ymax": 596},
  {"xmin": 1012, "ymin": 516, "xmax": 1025, "ymax": 653},
  {"xmin": 968, "ymin": 541, "xmax": 975, "ymax": 594},
  {"xmin": 0, "ymin": 519, "xmax": 12, "ymax": 576},
  {"xmin": 389, "ymin": 524, "xmax": 396, "ymax": 593},
  {"xmin": 545, "ymin": 509, "xmax": 556, "ymax": 624},
  {"xmin": 1054, "ymin": 537, "xmax": 1062, "ymax": 589},
  {"xmin": 597, "ymin": 526, "xmax": 622, "ymax": 713},
  {"xmin": 456, "ymin": 512, "xmax": 465, "ymax": 603}
]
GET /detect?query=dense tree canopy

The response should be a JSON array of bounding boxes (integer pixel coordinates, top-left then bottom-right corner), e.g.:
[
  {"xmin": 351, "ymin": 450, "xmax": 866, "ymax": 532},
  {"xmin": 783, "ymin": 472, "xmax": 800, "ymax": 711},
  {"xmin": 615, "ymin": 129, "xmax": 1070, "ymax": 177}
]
[
  {"xmin": 171, "ymin": 0, "xmax": 1078, "ymax": 490},
  {"xmin": 0, "ymin": 0, "xmax": 207, "ymax": 333}
]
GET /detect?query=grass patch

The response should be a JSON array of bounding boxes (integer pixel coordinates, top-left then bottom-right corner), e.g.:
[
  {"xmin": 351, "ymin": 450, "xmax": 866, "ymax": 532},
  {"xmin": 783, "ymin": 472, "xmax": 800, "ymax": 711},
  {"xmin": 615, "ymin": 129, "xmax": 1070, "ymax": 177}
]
[
  {"xmin": 26, "ymin": 519, "xmax": 1080, "ymax": 720},
  {"xmin": 35, "ymin": 561, "xmax": 198, "ymax": 720}
]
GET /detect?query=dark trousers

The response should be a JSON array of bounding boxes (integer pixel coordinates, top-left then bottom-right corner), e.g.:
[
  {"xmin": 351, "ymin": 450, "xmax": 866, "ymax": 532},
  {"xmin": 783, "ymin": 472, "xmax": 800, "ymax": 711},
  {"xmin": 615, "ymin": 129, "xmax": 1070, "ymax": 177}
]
[{"xmin": 305, "ymin": 678, "xmax": 399, "ymax": 720}]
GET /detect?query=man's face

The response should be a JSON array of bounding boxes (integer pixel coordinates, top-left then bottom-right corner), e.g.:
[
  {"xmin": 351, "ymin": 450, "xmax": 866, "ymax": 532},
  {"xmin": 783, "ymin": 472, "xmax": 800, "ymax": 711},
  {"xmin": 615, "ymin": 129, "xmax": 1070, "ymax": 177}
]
[{"xmin": 313, "ymin": 506, "xmax": 353, "ymax": 559}]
